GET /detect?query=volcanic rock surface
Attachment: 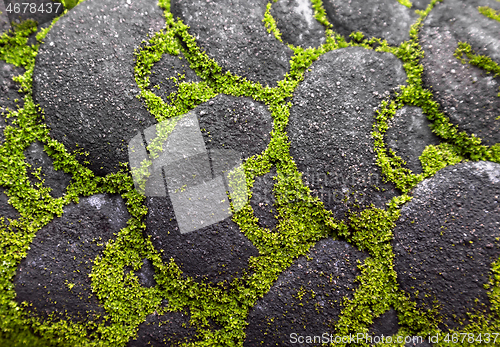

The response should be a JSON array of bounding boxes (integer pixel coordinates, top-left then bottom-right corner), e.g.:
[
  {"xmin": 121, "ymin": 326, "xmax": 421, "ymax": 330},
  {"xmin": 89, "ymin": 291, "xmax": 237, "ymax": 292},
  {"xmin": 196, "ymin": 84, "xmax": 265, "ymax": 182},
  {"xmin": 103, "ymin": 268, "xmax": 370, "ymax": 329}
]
[
  {"xmin": 170, "ymin": 0, "xmax": 293, "ymax": 87},
  {"xmin": 288, "ymin": 47, "xmax": 406, "ymax": 220},
  {"xmin": 420, "ymin": 0, "xmax": 500, "ymax": 146},
  {"xmin": 245, "ymin": 238, "xmax": 367, "ymax": 346},
  {"xmin": 393, "ymin": 161, "xmax": 500, "ymax": 330},
  {"xmin": 33, "ymin": 0, "xmax": 165, "ymax": 175}
]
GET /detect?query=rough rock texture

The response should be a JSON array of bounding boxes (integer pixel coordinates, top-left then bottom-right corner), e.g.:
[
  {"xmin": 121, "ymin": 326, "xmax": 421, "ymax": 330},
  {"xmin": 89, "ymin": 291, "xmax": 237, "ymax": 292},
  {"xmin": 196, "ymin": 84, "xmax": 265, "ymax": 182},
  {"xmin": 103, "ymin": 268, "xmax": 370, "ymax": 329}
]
[
  {"xmin": 14, "ymin": 194, "xmax": 130, "ymax": 320},
  {"xmin": 0, "ymin": 60, "xmax": 24, "ymax": 135},
  {"xmin": 385, "ymin": 107, "xmax": 441, "ymax": 175},
  {"xmin": 322, "ymin": 0, "xmax": 419, "ymax": 45},
  {"xmin": 144, "ymin": 95, "xmax": 273, "ymax": 283},
  {"xmin": 420, "ymin": 0, "xmax": 500, "ymax": 146},
  {"xmin": 149, "ymin": 51, "xmax": 201, "ymax": 102},
  {"xmin": 0, "ymin": 187, "xmax": 19, "ymax": 223},
  {"xmin": 170, "ymin": 0, "xmax": 293, "ymax": 87},
  {"xmin": 250, "ymin": 168, "xmax": 278, "ymax": 231},
  {"xmin": 146, "ymin": 198, "xmax": 259, "ymax": 283},
  {"xmin": 196, "ymin": 95, "xmax": 273, "ymax": 158},
  {"xmin": 0, "ymin": 0, "xmax": 10, "ymax": 35},
  {"xmin": 288, "ymin": 47, "xmax": 406, "ymax": 221},
  {"xmin": 411, "ymin": 0, "xmax": 433, "ymax": 11},
  {"xmin": 4, "ymin": 0, "xmax": 64, "ymax": 26},
  {"xmin": 128, "ymin": 311, "xmax": 196, "ymax": 347},
  {"xmin": 270, "ymin": 0, "xmax": 325, "ymax": 48},
  {"xmin": 369, "ymin": 308, "xmax": 400, "ymax": 338},
  {"xmin": 24, "ymin": 141, "xmax": 72, "ymax": 198},
  {"xmin": 33, "ymin": 0, "xmax": 165, "ymax": 176},
  {"xmin": 393, "ymin": 161, "xmax": 500, "ymax": 330},
  {"xmin": 244, "ymin": 239, "xmax": 367, "ymax": 346}
]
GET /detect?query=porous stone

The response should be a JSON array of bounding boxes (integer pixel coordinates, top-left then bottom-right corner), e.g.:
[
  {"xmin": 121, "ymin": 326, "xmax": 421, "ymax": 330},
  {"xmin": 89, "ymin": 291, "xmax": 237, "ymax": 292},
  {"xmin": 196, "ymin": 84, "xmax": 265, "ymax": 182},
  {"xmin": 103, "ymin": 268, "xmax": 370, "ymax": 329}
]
[
  {"xmin": 0, "ymin": 60, "xmax": 24, "ymax": 119},
  {"xmin": 288, "ymin": 47, "xmax": 407, "ymax": 221},
  {"xmin": 369, "ymin": 308, "xmax": 400, "ymax": 338},
  {"xmin": 244, "ymin": 239, "xmax": 367, "ymax": 346},
  {"xmin": 149, "ymin": 51, "xmax": 201, "ymax": 102},
  {"xmin": 14, "ymin": 193, "xmax": 131, "ymax": 320},
  {"xmin": 411, "ymin": 0, "xmax": 433, "ymax": 11},
  {"xmin": 393, "ymin": 161, "xmax": 500, "ymax": 330},
  {"xmin": 385, "ymin": 107, "xmax": 441, "ymax": 175},
  {"xmin": 4, "ymin": 0, "xmax": 64, "ymax": 27},
  {"xmin": 0, "ymin": 0, "xmax": 10, "ymax": 35},
  {"xmin": 0, "ymin": 187, "xmax": 19, "ymax": 223},
  {"xmin": 170, "ymin": 0, "xmax": 293, "ymax": 87},
  {"xmin": 24, "ymin": 141, "xmax": 72, "ymax": 198},
  {"xmin": 322, "ymin": 0, "xmax": 419, "ymax": 45},
  {"xmin": 270, "ymin": 0, "xmax": 325, "ymax": 48},
  {"xmin": 420, "ymin": 0, "xmax": 500, "ymax": 146},
  {"xmin": 33, "ymin": 0, "xmax": 165, "ymax": 176},
  {"xmin": 144, "ymin": 95, "xmax": 273, "ymax": 283},
  {"xmin": 127, "ymin": 311, "xmax": 196, "ymax": 347},
  {"xmin": 250, "ymin": 168, "xmax": 278, "ymax": 231}
]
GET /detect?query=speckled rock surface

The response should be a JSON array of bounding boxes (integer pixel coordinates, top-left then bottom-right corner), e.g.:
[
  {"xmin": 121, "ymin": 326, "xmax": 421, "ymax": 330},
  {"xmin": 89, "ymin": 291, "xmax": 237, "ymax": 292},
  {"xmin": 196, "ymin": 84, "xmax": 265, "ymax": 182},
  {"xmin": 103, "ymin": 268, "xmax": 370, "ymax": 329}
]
[
  {"xmin": 420, "ymin": 0, "xmax": 500, "ymax": 146},
  {"xmin": 322, "ymin": 0, "xmax": 419, "ymax": 45},
  {"xmin": 270, "ymin": 0, "xmax": 325, "ymax": 48},
  {"xmin": 385, "ymin": 107, "xmax": 441, "ymax": 175},
  {"xmin": 24, "ymin": 141, "xmax": 72, "ymax": 198},
  {"xmin": 13, "ymin": 194, "xmax": 130, "ymax": 320},
  {"xmin": 288, "ymin": 47, "xmax": 406, "ymax": 220},
  {"xmin": 149, "ymin": 51, "xmax": 201, "ymax": 102},
  {"xmin": 244, "ymin": 238, "xmax": 367, "ymax": 346},
  {"xmin": 170, "ymin": 0, "xmax": 293, "ymax": 87},
  {"xmin": 144, "ymin": 94, "xmax": 273, "ymax": 283},
  {"xmin": 0, "ymin": 0, "xmax": 10, "ymax": 35},
  {"xmin": 4, "ymin": 0, "xmax": 64, "ymax": 27},
  {"xmin": 0, "ymin": 187, "xmax": 19, "ymax": 223},
  {"xmin": 393, "ymin": 161, "xmax": 500, "ymax": 330},
  {"xmin": 127, "ymin": 310, "xmax": 196, "ymax": 347},
  {"xmin": 33, "ymin": 0, "xmax": 165, "ymax": 176},
  {"xmin": 250, "ymin": 168, "xmax": 278, "ymax": 231}
]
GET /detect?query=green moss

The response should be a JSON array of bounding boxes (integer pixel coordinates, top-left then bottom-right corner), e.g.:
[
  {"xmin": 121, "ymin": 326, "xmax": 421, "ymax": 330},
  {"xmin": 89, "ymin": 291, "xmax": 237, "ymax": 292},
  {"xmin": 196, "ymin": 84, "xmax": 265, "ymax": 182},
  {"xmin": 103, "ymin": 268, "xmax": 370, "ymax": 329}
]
[
  {"xmin": 397, "ymin": 0, "xmax": 413, "ymax": 9},
  {"xmin": 419, "ymin": 143, "xmax": 465, "ymax": 177},
  {"xmin": 262, "ymin": 2, "xmax": 283, "ymax": 43},
  {"xmin": 455, "ymin": 41, "xmax": 500, "ymax": 98},
  {"xmin": 478, "ymin": 6, "xmax": 500, "ymax": 22},
  {"xmin": 1, "ymin": 0, "xmax": 500, "ymax": 345}
]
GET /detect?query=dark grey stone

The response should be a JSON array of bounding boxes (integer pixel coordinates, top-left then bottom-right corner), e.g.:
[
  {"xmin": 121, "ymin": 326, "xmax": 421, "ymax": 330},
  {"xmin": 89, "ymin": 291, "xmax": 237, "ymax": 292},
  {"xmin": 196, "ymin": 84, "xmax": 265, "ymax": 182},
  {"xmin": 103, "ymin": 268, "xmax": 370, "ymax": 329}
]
[
  {"xmin": 270, "ymin": 0, "xmax": 325, "ymax": 48},
  {"xmin": 171, "ymin": 0, "xmax": 293, "ymax": 87},
  {"xmin": 322, "ymin": 0, "xmax": 419, "ymax": 45},
  {"xmin": 0, "ymin": 187, "xmax": 19, "ymax": 223},
  {"xmin": 134, "ymin": 258, "xmax": 156, "ymax": 289},
  {"xmin": 421, "ymin": 0, "xmax": 500, "ymax": 146},
  {"xmin": 393, "ymin": 161, "xmax": 500, "ymax": 330},
  {"xmin": 288, "ymin": 47, "xmax": 406, "ymax": 221},
  {"xmin": 369, "ymin": 308, "xmax": 400, "ymax": 337},
  {"xmin": 250, "ymin": 168, "xmax": 278, "ymax": 231},
  {"xmin": 149, "ymin": 51, "xmax": 201, "ymax": 103},
  {"xmin": 144, "ymin": 95, "xmax": 273, "ymax": 283},
  {"xmin": 0, "ymin": 0, "xmax": 11, "ymax": 34},
  {"xmin": 385, "ymin": 107, "xmax": 441, "ymax": 175},
  {"xmin": 196, "ymin": 95, "xmax": 273, "ymax": 159},
  {"xmin": 127, "ymin": 311, "xmax": 197, "ymax": 347},
  {"xmin": 4, "ymin": 0, "xmax": 64, "ymax": 27},
  {"xmin": 33, "ymin": 0, "xmax": 165, "ymax": 176},
  {"xmin": 24, "ymin": 141, "xmax": 72, "ymax": 198},
  {"xmin": 244, "ymin": 239, "xmax": 367, "ymax": 347},
  {"xmin": 14, "ymin": 193, "xmax": 130, "ymax": 320},
  {"xmin": 0, "ymin": 60, "xmax": 24, "ymax": 122},
  {"xmin": 411, "ymin": 0, "xmax": 432, "ymax": 10}
]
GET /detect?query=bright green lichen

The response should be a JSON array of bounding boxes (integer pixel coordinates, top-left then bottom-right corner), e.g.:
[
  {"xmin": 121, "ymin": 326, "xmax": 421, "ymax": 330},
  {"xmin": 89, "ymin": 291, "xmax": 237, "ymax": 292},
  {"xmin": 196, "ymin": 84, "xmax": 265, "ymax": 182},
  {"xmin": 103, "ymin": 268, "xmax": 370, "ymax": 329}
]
[
  {"xmin": 1, "ymin": 0, "xmax": 500, "ymax": 345},
  {"xmin": 478, "ymin": 6, "xmax": 500, "ymax": 22}
]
